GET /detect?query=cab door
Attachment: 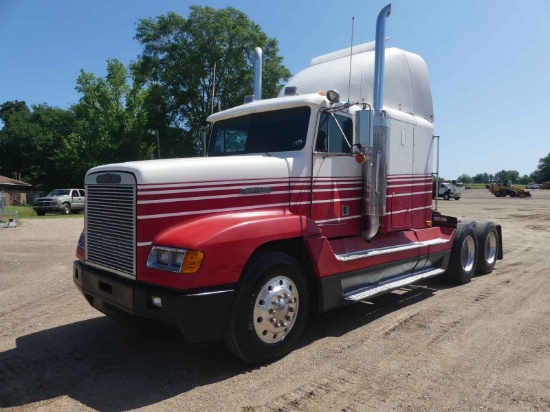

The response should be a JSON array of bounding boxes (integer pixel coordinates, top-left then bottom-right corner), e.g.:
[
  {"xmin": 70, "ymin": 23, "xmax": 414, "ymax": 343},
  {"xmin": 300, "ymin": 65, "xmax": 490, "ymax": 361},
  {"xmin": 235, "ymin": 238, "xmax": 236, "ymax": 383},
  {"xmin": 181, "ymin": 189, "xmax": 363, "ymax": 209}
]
[
  {"xmin": 311, "ymin": 111, "xmax": 362, "ymax": 239},
  {"xmin": 71, "ymin": 189, "xmax": 84, "ymax": 209}
]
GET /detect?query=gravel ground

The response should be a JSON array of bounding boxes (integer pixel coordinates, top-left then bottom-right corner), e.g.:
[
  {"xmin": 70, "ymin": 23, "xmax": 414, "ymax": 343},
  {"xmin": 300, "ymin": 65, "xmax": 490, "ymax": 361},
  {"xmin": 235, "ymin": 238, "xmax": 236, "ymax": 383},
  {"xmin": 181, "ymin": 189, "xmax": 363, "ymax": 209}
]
[{"xmin": 1, "ymin": 189, "xmax": 549, "ymax": 411}]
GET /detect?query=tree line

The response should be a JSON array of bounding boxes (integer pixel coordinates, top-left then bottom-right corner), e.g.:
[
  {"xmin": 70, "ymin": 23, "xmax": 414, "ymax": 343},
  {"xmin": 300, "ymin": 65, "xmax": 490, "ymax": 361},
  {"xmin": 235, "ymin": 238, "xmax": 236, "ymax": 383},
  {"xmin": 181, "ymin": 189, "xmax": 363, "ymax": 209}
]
[
  {"xmin": 0, "ymin": 6, "xmax": 291, "ymax": 191},
  {"xmin": 456, "ymin": 157, "xmax": 550, "ymax": 185}
]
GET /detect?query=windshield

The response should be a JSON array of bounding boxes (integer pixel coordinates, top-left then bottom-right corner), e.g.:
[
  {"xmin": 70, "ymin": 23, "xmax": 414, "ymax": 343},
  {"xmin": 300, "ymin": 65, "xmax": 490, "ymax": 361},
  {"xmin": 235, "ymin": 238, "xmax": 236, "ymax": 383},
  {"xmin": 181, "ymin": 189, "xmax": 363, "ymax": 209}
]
[
  {"xmin": 208, "ymin": 107, "xmax": 310, "ymax": 156},
  {"xmin": 48, "ymin": 189, "xmax": 70, "ymax": 196}
]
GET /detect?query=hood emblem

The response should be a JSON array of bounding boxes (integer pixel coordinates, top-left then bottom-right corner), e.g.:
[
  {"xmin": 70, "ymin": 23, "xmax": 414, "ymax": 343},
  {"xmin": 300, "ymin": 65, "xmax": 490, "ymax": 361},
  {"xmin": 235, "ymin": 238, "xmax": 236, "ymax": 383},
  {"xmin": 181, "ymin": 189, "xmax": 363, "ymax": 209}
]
[
  {"xmin": 96, "ymin": 173, "xmax": 122, "ymax": 184},
  {"xmin": 240, "ymin": 187, "xmax": 272, "ymax": 195}
]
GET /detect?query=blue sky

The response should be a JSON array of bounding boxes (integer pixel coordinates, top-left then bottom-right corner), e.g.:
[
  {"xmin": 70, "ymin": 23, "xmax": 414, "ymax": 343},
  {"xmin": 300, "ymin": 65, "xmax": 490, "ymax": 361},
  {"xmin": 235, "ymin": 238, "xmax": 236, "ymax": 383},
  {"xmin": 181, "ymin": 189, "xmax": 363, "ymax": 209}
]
[{"xmin": 1, "ymin": 0, "xmax": 549, "ymax": 180}]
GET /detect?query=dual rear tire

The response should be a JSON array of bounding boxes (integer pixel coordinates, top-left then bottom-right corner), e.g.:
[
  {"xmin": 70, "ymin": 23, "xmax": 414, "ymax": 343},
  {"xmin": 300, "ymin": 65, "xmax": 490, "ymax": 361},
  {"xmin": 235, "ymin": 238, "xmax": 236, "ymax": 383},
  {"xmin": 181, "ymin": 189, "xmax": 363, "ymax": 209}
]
[{"xmin": 446, "ymin": 221, "xmax": 499, "ymax": 284}]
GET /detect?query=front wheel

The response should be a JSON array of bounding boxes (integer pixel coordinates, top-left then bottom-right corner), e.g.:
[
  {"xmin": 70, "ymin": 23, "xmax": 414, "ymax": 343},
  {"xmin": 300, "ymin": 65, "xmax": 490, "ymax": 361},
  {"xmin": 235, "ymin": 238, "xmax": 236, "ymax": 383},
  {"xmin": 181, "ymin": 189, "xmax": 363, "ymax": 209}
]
[
  {"xmin": 224, "ymin": 252, "xmax": 309, "ymax": 364},
  {"xmin": 446, "ymin": 223, "xmax": 478, "ymax": 284},
  {"xmin": 443, "ymin": 192, "xmax": 450, "ymax": 200},
  {"xmin": 61, "ymin": 203, "xmax": 71, "ymax": 215}
]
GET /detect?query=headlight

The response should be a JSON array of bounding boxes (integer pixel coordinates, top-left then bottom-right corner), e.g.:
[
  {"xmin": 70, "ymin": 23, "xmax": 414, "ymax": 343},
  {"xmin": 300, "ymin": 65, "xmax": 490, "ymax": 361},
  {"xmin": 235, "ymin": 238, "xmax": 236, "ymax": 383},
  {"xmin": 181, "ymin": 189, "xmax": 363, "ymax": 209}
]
[
  {"xmin": 51, "ymin": 198, "xmax": 61, "ymax": 205},
  {"xmin": 147, "ymin": 246, "xmax": 204, "ymax": 274}
]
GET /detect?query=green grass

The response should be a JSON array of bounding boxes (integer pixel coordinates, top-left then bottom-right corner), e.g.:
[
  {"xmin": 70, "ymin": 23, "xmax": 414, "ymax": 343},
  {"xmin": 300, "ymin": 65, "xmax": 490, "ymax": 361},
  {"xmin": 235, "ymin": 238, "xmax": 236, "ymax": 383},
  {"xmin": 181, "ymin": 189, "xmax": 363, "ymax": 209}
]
[
  {"xmin": 466, "ymin": 183, "xmax": 489, "ymax": 189},
  {"xmin": 466, "ymin": 183, "xmax": 529, "ymax": 190},
  {"xmin": 0, "ymin": 205, "xmax": 84, "ymax": 219}
]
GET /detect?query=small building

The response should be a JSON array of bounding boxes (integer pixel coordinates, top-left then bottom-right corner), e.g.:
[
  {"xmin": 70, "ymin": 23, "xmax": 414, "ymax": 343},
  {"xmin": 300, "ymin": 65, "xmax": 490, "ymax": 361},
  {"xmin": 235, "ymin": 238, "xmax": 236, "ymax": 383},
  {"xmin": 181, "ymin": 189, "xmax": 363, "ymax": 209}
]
[{"xmin": 0, "ymin": 175, "xmax": 32, "ymax": 206}]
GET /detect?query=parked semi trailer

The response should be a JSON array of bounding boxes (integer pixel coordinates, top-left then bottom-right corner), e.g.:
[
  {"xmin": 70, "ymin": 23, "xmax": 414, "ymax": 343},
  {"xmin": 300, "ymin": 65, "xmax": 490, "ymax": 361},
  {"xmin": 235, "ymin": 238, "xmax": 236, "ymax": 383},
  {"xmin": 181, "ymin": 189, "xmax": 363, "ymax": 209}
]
[{"xmin": 73, "ymin": 4, "xmax": 503, "ymax": 364}]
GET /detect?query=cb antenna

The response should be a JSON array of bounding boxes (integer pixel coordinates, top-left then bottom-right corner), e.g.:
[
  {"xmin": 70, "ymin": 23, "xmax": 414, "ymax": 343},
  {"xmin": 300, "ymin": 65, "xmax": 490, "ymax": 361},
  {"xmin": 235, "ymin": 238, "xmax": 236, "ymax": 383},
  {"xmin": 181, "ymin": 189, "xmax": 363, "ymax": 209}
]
[{"xmin": 347, "ymin": 16, "xmax": 355, "ymax": 103}]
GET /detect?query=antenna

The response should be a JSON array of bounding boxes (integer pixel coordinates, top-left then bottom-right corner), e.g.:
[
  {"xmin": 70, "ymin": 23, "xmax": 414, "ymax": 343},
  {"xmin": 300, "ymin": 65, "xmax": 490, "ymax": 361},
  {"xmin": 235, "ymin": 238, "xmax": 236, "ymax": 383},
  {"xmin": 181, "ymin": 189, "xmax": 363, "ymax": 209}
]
[
  {"xmin": 347, "ymin": 17, "xmax": 355, "ymax": 103},
  {"xmin": 211, "ymin": 62, "xmax": 216, "ymax": 115}
]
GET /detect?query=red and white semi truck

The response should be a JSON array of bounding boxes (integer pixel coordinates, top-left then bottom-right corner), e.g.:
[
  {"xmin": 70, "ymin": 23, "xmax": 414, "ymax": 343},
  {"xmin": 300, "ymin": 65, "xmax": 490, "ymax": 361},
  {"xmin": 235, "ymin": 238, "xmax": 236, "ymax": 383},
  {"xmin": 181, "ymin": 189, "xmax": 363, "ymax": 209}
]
[{"xmin": 73, "ymin": 4, "xmax": 502, "ymax": 364}]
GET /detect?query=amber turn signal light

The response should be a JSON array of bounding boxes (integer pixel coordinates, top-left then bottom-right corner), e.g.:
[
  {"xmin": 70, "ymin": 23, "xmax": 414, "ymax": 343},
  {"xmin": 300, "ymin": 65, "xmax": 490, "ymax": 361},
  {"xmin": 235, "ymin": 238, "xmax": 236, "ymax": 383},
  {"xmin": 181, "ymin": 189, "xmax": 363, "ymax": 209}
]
[{"xmin": 181, "ymin": 251, "xmax": 205, "ymax": 274}]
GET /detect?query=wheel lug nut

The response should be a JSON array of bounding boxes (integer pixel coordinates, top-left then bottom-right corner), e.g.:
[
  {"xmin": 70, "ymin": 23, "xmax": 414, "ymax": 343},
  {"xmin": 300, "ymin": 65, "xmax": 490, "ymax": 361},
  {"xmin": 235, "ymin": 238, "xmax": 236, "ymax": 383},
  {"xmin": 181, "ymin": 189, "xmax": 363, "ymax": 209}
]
[
  {"xmin": 288, "ymin": 299, "xmax": 295, "ymax": 304},
  {"xmin": 288, "ymin": 307, "xmax": 295, "ymax": 313},
  {"xmin": 270, "ymin": 318, "xmax": 276, "ymax": 323},
  {"xmin": 286, "ymin": 316, "xmax": 293, "ymax": 321},
  {"xmin": 284, "ymin": 294, "xmax": 290, "ymax": 299},
  {"xmin": 269, "ymin": 309, "xmax": 275, "ymax": 314},
  {"xmin": 281, "ymin": 322, "xmax": 287, "ymax": 327},
  {"xmin": 277, "ymin": 294, "xmax": 284, "ymax": 299}
]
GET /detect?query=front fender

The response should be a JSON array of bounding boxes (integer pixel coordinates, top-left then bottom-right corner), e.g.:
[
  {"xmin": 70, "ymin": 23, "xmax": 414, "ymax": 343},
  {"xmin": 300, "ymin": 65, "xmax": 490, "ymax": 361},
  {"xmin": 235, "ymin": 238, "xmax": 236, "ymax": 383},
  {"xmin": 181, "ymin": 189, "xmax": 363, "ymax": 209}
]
[{"xmin": 143, "ymin": 209, "xmax": 321, "ymax": 289}]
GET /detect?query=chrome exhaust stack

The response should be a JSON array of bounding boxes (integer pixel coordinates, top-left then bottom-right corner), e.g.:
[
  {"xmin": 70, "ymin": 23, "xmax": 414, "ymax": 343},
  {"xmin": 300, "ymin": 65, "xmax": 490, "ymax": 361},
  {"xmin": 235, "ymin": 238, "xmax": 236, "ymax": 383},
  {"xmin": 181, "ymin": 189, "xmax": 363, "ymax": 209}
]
[
  {"xmin": 253, "ymin": 47, "xmax": 263, "ymax": 101},
  {"xmin": 363, "ymin": 3, "xmax": 391, "ymax": 242}
]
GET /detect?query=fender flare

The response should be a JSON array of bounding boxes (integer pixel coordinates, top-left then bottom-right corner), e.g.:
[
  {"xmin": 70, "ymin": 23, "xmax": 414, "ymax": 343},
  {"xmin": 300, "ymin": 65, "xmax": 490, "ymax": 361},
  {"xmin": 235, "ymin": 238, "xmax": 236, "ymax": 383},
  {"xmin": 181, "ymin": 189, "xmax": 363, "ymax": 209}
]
[{"xmin": 152, "ymin": 209, "xmax": 322, "ymax": 284}]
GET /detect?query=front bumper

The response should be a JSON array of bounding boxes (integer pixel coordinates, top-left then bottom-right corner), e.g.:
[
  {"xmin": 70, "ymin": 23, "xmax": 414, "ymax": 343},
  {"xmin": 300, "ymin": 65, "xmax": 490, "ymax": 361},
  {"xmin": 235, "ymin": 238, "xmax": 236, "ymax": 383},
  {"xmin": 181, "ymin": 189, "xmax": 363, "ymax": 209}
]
[
  {"xmin": 33, "ymin": 205, "xmax": 63, "ymax": 212},
  {"xmin": 73, "ymin": 261, "xmax": 235, "ymax": 343}
]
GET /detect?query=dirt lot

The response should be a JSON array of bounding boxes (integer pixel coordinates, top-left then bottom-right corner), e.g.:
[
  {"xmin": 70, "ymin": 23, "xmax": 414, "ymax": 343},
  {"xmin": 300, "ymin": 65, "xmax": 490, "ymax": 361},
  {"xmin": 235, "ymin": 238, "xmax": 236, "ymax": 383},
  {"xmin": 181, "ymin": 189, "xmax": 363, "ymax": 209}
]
[{"xmin": 1, "ymin": 189, "xmax": 549, "ymax": 411}]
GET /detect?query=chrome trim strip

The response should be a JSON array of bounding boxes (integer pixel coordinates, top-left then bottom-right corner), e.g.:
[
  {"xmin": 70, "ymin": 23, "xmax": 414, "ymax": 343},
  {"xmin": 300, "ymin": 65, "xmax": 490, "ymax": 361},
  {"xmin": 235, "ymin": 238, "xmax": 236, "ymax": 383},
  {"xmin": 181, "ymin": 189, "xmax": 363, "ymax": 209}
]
[
  {"xmin": 336, "ymin": 238, "xmax": 450, "ymax": 261},
  {"xmin": 186, "ymin": 289, "xmax": 234, "ymax": 297}
]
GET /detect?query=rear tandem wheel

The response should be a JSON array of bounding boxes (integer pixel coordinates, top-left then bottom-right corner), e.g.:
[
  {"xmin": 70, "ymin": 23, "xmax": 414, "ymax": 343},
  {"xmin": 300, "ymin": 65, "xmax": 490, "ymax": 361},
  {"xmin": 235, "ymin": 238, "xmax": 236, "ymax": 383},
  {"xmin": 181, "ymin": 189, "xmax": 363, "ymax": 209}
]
[
  {"xmin": 474, "ymin": 221, "xmax": 499, "ymax": 274},
  {"xmin": 446, "ymin": 223, "xmax": 478, "ymax": 284}
]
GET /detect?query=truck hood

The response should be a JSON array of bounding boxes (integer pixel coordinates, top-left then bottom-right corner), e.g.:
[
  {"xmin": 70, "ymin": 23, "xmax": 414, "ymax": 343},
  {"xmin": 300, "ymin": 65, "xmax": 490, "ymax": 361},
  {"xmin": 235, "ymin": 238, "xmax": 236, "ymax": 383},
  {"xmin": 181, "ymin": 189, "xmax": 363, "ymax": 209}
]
[{"xmin": 86, "ymin": 154, "xmax": 294, "ymax": 185}]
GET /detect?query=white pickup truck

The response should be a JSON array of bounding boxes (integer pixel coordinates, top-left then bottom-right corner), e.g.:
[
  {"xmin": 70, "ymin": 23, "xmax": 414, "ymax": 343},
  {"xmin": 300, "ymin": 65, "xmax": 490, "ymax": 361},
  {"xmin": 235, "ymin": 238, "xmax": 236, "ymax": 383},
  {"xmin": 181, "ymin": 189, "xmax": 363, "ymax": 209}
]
[
  {"xmin": 33, "ymin": 189, "xmax": 85, "ymax": 215},
  {"xmin": 434, "ymin": 182, "xmax": 461, "ymax": 200}
]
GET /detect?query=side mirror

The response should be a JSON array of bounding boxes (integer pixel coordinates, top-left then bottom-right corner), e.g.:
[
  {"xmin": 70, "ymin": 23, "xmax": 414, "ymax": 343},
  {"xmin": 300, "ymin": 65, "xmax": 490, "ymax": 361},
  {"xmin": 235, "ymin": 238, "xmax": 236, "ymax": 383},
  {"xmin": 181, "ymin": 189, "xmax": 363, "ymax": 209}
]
[{"xmin": 355, "ymin": 109, "xmax": 373, "ymax": 149}]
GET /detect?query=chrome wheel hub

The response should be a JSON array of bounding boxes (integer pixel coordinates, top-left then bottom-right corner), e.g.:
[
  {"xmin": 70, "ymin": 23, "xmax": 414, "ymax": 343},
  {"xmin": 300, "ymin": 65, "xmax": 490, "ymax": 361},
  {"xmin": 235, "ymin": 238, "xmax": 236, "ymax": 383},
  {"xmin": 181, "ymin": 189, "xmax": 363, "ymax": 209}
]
[
  {"xmin": 461, "ymin": 235, "xmax": 476, "ymax": 272},
  {"xmin": 253, "ymin": 276, "xmax": 298, "ymax": 343},
  {"xmin": 485, "ymin": 232, "xmax": 497, "ymax": 264}
]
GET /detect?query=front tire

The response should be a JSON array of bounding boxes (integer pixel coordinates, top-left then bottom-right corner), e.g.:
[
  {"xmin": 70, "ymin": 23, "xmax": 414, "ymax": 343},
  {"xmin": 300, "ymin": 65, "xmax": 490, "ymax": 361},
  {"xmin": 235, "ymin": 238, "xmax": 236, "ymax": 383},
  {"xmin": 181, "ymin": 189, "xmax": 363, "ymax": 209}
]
[
  {"xmin": 443, "ymin": 192, "xmax": 450, "ymax": 200},
  {"xmin": 224, "ymin": 251, "xmax": 309, "ymax": 364},
  {"xmin": 474, "ymin": 222, "xmax": 499, "ymax": 274},
  {"xmin": 61, "ymin": 203, "xmax": 71, "ymax": 215},
  {"xmin": 446, "ymin": 223, "xmax": 478, "ymax": 284}
]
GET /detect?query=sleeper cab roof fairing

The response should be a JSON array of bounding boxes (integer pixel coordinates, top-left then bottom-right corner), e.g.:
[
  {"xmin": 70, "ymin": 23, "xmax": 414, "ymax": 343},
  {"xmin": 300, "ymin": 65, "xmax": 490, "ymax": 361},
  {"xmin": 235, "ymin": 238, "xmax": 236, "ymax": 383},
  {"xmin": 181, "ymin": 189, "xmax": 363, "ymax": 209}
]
[{"xmin": 280, "ymin": 43, "xmax": 434, "ymax": 123}]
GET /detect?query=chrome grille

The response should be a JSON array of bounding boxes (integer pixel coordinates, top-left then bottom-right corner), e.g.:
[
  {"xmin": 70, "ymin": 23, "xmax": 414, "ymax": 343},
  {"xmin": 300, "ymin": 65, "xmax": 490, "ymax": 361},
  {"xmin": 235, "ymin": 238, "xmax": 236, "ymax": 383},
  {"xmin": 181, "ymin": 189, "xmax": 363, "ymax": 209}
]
[{"xmin": 85, "ymin": 183, "xmax": 136, "ymax": 278}]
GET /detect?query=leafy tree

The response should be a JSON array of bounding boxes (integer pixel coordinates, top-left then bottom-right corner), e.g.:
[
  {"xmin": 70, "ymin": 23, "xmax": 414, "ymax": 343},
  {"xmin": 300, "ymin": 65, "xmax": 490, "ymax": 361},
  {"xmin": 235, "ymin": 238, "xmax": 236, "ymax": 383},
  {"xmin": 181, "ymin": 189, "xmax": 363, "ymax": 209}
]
[
  {"xmin": 531, "ymin": 152, "xmax": 550, "ymax": 183},
  {"xmin": 473, "ymin": 173, "xmax": 482, "ymax": 183},
  {"xmin": 0, "ymin": 101, "xmax": 33, "ymax": 181},
  {"xmin": 71, "ymin": 59, "xmax": 152, "ymax": 165},
  {"xmin": 457, "ymin": 174, "xmax": 472, "ymax": 183},
  {"xmin": 494, "ymin": 170, "xmax": 508, "ymax": 182},
  {"xmin": 473, "ymin": 172, "xmax": 490, "ymax": 183},
  {"xmin": 505, "ymin": 170, "xmax": 519, "ymax": 184},
  {"xmin": 0, "ymin": 101, "xmax": 79, "ymax": 190},
  {"xmin": 518, "ymin": 174, "xmax": 533, "ymax": 185},
  {"xmin": 133, "ymin": 6, "xmax": 291, "ymax": 154}
]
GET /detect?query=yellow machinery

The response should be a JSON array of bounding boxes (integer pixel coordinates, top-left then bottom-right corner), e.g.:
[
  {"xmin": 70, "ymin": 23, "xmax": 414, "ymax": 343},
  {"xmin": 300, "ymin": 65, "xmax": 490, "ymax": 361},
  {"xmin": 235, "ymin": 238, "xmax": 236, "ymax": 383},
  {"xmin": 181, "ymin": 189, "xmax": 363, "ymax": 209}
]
[{"xmin": 488, "ymin": 181, "xmax": 531, "ymax": 198}]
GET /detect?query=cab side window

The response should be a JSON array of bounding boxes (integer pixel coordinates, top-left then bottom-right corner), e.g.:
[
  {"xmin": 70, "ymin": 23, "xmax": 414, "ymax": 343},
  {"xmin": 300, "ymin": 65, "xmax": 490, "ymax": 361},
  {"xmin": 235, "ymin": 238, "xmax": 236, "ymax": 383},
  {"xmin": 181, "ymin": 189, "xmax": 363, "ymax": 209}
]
[{"xmin": 315, "ymin": 112, "xmax": 353, "ymax": 153}]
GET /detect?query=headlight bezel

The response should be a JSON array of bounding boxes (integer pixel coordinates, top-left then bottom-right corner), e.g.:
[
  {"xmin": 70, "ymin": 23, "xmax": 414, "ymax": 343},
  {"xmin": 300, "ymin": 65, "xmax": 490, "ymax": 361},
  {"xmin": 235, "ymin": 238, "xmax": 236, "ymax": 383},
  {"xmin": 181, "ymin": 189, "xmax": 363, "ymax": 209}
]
[{"xmin": 146, "ymin": 246, "xmax": 204, "ymax": 274}]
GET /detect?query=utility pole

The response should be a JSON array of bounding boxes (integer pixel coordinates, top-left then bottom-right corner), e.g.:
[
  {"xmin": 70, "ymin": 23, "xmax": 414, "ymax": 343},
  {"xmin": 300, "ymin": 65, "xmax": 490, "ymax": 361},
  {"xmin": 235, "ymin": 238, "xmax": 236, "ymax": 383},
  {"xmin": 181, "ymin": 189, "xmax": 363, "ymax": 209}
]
[{"xmin": 155, "ymin": 129, "xmax": 161, "ymax": 159}]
